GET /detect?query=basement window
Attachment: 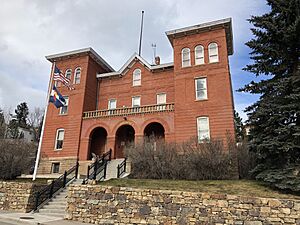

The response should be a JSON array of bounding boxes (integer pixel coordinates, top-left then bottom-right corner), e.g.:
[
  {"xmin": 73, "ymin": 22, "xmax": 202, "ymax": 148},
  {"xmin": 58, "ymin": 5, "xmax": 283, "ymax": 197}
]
[{"xmin": 52, "ymin": 163, "xmax": 60, "ymax": 173}]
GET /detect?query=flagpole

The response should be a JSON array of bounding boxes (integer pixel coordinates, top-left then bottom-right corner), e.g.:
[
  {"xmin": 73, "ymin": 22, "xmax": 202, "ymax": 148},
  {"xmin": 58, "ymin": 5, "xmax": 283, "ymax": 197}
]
[{"xmin": 32, "ymin": 62, "xmax": 55, "ymax": 181}]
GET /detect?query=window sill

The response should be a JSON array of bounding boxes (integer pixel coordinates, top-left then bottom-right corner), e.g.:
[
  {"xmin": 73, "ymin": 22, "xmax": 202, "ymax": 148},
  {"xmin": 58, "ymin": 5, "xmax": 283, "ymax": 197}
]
[
  {"xmin": 132, "ymin": 85, "xmax": 142, "ymax": 87},
  {"xmin": 181, "ymin": 65, "xmax": 192, "ymax": 69},
  {"xmin": 208, "ymin": 61, "xmax": 219, "ymax": 64},
  {"xmin": 54, "ymin": 149, "xmax": 63, "ymax": 151},
  {"xmin": 195, "ymin": 98, "xmax": 208, "ymax": 102},
  {"xmin": 58, "ymin": 113, "xmax": 68, "ymax": 116}
]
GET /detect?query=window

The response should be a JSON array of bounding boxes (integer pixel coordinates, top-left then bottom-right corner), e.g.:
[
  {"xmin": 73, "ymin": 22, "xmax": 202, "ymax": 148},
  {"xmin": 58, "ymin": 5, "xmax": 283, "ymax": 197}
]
[
  {"xmin": 59, "ymin": 96, "xmax": 69, "ymax": 115},
  {"xmin": 132, "ymin": 96, "xmax": 141, "ymax": 107},
  {"xmin": 51, "ymin": 163, "xmax": 60, "ymax": 173},
  {"xmin": 181, "ymin": 48, "xmax": 191, "ymax": 67},
  {"xmin": 108, "ymin": 99, "xmax": 117, "ymax": 109},
  {"xmin": 55, "ymin": 129, "xmax": 64, "ymax": 150},
  {"xmin": 195, "ymin": 78, "xmax": 207, "ymax": 100},
  {"xmin": 65, "ymin": 69, "xmax": 72, "ymax": 80},
  {"xmin": 208, "ymin": 43, "xmax": 219, "ymax": 63},
  {"xmin": 195, "ymin": 45, "xmax": 204, "ymax": 65},
  {"xmin": 197, "ymin": 117, "xmax": 210, "ymax": 142},
  {"xmin": 157, "ymin": 93, "xmax": 166, "ymax": 110},
  {"xmin": 74, "ymin": 68, "xmax": 81, "ymax": 84},
  {"xmin": 133, "ymin": 69, "xmax": 141, "ymax": 86}
]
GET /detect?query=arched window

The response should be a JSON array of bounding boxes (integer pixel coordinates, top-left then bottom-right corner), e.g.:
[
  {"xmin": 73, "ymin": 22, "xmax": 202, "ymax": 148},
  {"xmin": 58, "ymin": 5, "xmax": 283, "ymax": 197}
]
[
  {"xmin": 65, "ymin": 69, "xmax": 72, "ymax": 80},
  {"xmin": 181, "ymin": 48, "xmax": 191, "ymax": 67},
  {"xmin": 74, "ymin": 68, "xmax": 81, "ymax": 84},
  {"xmin": 133, "ymin": 69, "xmax": 141, "ymax": 86},
  {"xmin": 208, "ymin": 43, "xmax": 219, "ymax": 63},
  {"xmin": 195, "ymin": 45, "xmax": 204, "ymax": 65}
]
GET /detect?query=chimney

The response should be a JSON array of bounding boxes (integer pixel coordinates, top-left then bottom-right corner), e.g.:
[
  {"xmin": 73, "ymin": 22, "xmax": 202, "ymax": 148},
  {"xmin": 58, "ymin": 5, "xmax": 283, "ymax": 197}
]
[{"xmin": 155, "ymin": 56, "xmax": 160, "ymax": 65}]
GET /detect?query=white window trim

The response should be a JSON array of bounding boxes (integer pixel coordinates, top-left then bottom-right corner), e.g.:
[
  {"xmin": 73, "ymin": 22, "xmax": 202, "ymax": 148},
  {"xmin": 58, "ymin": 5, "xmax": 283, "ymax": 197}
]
[
  {"xmin": 195, "ymin": 45, "xmax": 205, "ymax": 65},
  {"xmin": 132, "ymin": 96, "xmax": 141, "ymax": 107},
  {"xmin": 156, "ymin": 93, "xmax": 166, "ymax": 105},
  {"xmin": 65, "ymin": 69, "xmax": 72, "ymax": 80},
  {"xmin": 133, "ymin": 69, "xmax": 142, "ymax": 86},
  {"xmin": 108, "ymin": 98, "xmax": 117, "ymax": 109},
  {"xmin": 54, "ymin": 129, "xmax": 64, "ymax": 150},
  {"xmin": 59, "ymin": 96, "xmax": 69, "ymax": 115},
  {"xmin": 195, "ymin": 77, "xmax": 208, "ymax": 100},
  {"xmin": 197, "ymin": 117, "xmax": 210, "ymax": 143},
  {"xmin": 74, "ymin": 67, "xmax": 81, "ymax": 84},
  {"xmin": 181, "ymin": 48, "xmax": 191, "ymax": 67},
  {"xmin": 208, "ymin": 42, "xmax": 219, "ymax": 63}
]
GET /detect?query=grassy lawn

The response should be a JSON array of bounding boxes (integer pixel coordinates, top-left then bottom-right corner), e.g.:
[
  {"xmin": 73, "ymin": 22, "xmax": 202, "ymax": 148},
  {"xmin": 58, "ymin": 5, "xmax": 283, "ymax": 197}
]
[{"xmin": 102, "ymin": 179, "xmax": 300, "ymax": 200}]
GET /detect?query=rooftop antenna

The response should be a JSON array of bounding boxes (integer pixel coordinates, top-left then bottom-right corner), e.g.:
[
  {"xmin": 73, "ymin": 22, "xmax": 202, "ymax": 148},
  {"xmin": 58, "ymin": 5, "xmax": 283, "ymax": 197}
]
[
  {"xmin": 151, "ymin": 43, "xmax": 156, "ymax": 64},
  {"xmin": 138, "ymin": 11, "xmax": 144, "ymax": 56}
]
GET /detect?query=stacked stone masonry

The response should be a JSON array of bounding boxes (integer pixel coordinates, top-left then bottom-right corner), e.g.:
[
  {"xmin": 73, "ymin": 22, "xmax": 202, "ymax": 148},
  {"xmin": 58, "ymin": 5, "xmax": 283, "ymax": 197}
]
[
  {"xmin": 66, "ymin": 185, "xmax": 300, "ymax": 225},
  {"xmin": 0, "ymin": 181, "xmax": 47, "ymax": 212}
]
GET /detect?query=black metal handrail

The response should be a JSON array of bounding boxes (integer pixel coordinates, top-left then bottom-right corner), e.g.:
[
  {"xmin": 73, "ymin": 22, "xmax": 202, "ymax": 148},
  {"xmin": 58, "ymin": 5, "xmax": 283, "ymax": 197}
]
[
  {"xmin": 83, "ymin": 149, "xmax": 112, "ymax": 184},
  {"xmin": 117, "ymin": 158, "xmax": 127, "ymax": 178},
  {"xmin": 34, "ymin": 162, "xmax": 79, "ymax": 211}
]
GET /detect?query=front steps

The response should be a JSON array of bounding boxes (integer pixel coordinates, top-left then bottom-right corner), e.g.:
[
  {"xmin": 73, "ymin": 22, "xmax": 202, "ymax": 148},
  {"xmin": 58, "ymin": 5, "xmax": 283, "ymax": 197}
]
[
  {"xmin": 35, "ymin": 179, "xmax": 83, "ymax": 218},
  {"xmin": 105, "ymin": 158, "xmax": 130, "ymax": 180}
]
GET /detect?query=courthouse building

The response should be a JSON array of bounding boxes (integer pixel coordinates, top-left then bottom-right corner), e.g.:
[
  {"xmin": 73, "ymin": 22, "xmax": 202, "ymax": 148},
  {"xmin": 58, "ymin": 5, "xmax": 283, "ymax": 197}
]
[{"xmin": 37, "ymin": 18, "xmax": 235, "ymax": 175}]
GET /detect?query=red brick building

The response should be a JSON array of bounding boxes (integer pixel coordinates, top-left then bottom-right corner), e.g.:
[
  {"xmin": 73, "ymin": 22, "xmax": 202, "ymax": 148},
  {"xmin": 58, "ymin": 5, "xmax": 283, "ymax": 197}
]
[{"xmin": 37, "ymin": 18, "xmax": 235, "ymax": 176}]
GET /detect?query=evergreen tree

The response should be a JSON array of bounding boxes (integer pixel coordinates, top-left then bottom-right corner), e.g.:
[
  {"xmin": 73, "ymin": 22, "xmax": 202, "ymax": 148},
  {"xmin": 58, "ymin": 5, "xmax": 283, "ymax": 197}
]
[
  {"xmin": 0, "ymin": 108, "xmax": 5, "ymax": 139},
  {"xmin": 234, "ymin": 110, "xmax": 246, "ymax": 142},
  {"xmin": 239, "ymin": 0, "xmax": 300, "ymax": 169},
  {"xmin": 15, "ymin": 102, "xmax": 29, "ymax": 128}
]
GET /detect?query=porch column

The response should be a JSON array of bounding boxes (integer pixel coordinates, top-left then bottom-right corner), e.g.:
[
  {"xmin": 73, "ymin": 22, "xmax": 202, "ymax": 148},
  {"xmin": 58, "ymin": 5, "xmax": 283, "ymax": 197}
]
[
  {"xmin": 106, "ymin": 136, "xmax": 116, "ymax": 158},
  {"xmin": 135, "ymin": 133, "xmax": 144, "ymax": 145}
]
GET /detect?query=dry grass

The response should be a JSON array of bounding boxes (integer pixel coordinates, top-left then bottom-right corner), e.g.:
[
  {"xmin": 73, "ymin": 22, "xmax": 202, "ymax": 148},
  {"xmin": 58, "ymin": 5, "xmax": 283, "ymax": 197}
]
[{"xmin": 102, "ymin": 179, "xmax": 300, "ymax": 200}]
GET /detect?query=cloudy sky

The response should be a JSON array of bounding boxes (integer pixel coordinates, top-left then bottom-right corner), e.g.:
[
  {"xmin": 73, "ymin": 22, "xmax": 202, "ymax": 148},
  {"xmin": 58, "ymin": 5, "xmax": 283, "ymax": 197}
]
[{"xmin": 0, "ymin": 0, "xmax": 269, "ymax": 121}]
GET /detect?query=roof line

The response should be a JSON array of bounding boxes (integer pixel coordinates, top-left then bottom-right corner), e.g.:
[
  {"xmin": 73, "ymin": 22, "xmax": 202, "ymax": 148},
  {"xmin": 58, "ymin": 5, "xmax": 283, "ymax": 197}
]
[
  {"xmin": 97, "ymin": 53, "xmax": 174, "ymax": 78},
  {"xmin": 45, "ymin": 47, "xmax": 114, "ymax": 72}
]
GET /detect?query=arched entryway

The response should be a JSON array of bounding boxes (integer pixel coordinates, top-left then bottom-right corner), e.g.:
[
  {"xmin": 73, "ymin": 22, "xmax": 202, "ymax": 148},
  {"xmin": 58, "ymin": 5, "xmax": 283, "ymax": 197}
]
[
  {"xmin": 89, "ymin": 127, "xmax": 107, "ymax": 160},
  {"xmin": 115, "ymin": 125, "xmax": 135, "ymax": 158},
  {"xmin": 144, "ymin": 122, "xmax": 165, "ymax": 140}
]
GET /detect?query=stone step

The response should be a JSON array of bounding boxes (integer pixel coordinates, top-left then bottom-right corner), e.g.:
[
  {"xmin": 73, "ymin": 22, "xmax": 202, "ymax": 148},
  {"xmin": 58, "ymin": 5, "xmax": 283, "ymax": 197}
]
[
  {"xmin": 39, "ymin": 208, "xmax": 65, "ymax": 214},
  {"xmin": 37, "ymin": 212, "xmax": 65, "ymax": 218},
  {"xmin": 43, "ymin": 204, "xmax": 66, "ymax": 209},
  {"xmin": 49, "ymin": 199, "xmax": 67, "ymax": 204}
]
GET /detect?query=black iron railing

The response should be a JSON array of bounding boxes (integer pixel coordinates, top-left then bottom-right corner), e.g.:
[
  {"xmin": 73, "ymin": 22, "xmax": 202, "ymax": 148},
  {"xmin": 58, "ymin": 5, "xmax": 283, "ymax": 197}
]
[
  {"xmin": 117, "ymin": 158, "xmax": 127, "ymax": 178},
  {"xmin": 34, "ymin": 162, "xmax": 79, "ymax": 211},
  {"xmin": 83, "ymin": 149, "xmax": 112, "ymax": 184}
]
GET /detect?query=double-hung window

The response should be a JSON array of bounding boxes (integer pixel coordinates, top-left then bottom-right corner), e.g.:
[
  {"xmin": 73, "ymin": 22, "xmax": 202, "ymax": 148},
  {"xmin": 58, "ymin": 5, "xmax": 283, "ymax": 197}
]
[
  {"xmin": 197, "ymin": 117, "xmax": 210, "ymax": 142},
  {"xmin": 156, "ymin": 93, "xmax": 166, "ymax": 110},
  {"xmin": 195, "ymin": 45, "xmax": 204, "ymax": 65},
  {"xmin": 108, "ymin": 99, "xmax": 117, "ymax": 115},
  {"xmin": 208, "ymin": 43, "xmax": 219, "ymax": 63},
  {"xmin": 133, "ymin": 69, "xmax": 141, "ymax": 86},
  {"xmin": 59, "ymin": 96, "xmax": 69, "ymax": 115},
  {"xmin": 74, "ymin": 68, "xmax": 81, "ymax": 84},
  {"xmin": 195, "ymin": 78, "xmax": 207, "ymax": 100},
  {"xmin": 181, "ymin": 48, "xmax": 191, "ymax": 67},
  {"xmin": 55, "ymin": 129, "xmax": 64, "ymax": 150}
]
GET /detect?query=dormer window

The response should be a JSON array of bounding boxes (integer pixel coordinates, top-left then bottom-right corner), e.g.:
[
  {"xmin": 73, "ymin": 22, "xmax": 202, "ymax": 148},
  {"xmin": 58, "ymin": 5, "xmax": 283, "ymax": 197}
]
[
  {"xmin": 133, "ymin": 69, "xmax": 141, "ymax": 86},
  {"xmin": 182, "ymin": 48, "xmax": 191, "ymax": 67},
  {"xmin": 208, "ymin": 43, "xmax": 219, "ymax": 63},
  {"xmin": 195, "ymin": 45, "xmax": 204, "ymax": 65},
  {"xmin": 74, "ymin": 67, "xmax": 81, "ymax": 84}
]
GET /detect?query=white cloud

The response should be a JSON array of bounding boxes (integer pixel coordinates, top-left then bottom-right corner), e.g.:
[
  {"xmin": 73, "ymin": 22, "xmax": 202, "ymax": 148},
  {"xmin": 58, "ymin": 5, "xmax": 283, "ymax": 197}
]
[{"xmin": 0, "ymin": 0, "xmax": 268, "ymax": 110}]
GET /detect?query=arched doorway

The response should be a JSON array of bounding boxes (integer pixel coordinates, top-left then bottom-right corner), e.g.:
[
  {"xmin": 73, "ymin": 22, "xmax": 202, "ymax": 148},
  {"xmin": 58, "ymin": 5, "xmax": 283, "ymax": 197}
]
[
  {"xmin": 89, "ymin": 127, "xmax": 107, "ymax": 160},
  {"xmin": 144, "ymin": 122, "xmax": 165, "ymax": 140},
  {"xmin": 115, "ymin": 125, "xmax": 135, "ymax": 158}
]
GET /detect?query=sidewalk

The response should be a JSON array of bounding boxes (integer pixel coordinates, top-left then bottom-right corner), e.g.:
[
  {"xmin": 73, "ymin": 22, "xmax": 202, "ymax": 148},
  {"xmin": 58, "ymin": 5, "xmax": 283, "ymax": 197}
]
[{"xmin": 0, "ymin": 211, "xmax": 90, "ymax": 225}]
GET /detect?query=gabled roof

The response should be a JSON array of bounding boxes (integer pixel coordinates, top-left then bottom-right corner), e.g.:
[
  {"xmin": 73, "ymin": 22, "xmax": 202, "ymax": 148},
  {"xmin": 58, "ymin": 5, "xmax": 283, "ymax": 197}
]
[
  {"xmin": 166, "ymin": 18, "xmax": 233, "ymax": 55},
  {"xmin": 46, "ymin": 47, "xmax": 114, "ymax": 72},
  {"xmin": 97, "ymin": 53, "xmax": 173, "ymax": 78}
]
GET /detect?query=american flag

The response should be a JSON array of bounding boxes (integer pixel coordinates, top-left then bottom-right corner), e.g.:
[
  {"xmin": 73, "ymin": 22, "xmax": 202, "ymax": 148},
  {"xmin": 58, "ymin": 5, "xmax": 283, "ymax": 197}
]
[{"xmin": 53, "ymin": 65, "xmax": 73, "ymax": 90}]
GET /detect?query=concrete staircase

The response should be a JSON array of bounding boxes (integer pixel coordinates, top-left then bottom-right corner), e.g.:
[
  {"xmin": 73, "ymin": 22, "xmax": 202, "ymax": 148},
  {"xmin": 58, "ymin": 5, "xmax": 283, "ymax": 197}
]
[
  {"xmin": 105, "ymin": 158, "xmax": 130, "ymax": 180},
  {"xmin": 35, "ymin": 179, "xmax": 83, "ymax": 218}
]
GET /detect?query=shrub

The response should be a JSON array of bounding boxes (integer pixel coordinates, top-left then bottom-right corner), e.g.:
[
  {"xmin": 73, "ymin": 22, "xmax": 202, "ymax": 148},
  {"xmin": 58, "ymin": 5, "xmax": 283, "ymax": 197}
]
[
  {"xmin": 236, "ymin": 141, "xmax": 256, "ymax": 179},
  {"xmin": 0, "ymin": 139, "xmax": 36, "ymax": 180},
  {"xmin": 125, "ymin": 137, "xmax": 239, "ymax": 180}
]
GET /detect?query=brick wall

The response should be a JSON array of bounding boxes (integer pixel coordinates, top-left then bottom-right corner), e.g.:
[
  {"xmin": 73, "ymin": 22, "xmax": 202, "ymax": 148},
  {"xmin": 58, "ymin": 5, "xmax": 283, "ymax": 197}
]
[{"xmin": 66, "ymin": 185, "xmax": 300, "ymax": 225}]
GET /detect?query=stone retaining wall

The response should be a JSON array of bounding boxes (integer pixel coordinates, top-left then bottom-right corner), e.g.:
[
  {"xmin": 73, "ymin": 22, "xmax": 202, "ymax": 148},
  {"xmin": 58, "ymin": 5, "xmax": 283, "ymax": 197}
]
[
  {"xmin": 66, "ymin": 185, "xmax": 300, "ymax": 225},
  {"xmin": 0, "ymin": 181, "xmax": 47, "ymax": 212}
]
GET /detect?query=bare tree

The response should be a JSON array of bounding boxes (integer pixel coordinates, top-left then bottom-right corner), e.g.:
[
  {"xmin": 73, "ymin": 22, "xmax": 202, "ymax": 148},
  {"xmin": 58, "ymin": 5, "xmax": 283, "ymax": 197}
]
[{"xmin": 27, "ymin": 107, "xmax": 44, "ymax": 142}]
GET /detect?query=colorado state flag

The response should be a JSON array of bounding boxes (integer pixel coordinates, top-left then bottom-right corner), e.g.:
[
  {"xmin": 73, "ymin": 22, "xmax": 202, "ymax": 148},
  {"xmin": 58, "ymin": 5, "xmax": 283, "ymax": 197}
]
[{"xmin": 49, "ymin": 85, "xmax": 66, "ymax": 108}]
